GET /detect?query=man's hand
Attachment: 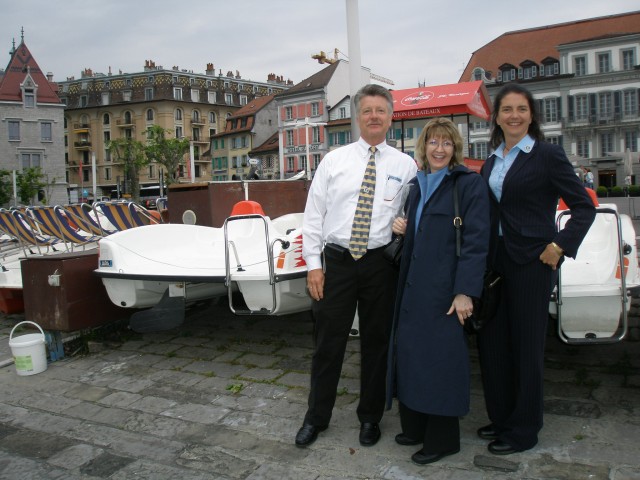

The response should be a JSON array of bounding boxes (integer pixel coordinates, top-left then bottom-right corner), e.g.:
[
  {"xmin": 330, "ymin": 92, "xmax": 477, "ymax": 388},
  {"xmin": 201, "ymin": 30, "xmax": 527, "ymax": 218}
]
[{"xmin": 307, "ymin": 269, "xmax": 325, "ymax": 301}]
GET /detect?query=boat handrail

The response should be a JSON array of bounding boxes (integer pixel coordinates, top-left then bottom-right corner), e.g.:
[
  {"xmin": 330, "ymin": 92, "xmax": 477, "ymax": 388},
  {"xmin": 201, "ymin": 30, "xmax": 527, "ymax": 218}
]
[
  {"xmin": 223, "ymin": 213, "xmax": 282, "ymax": 315},
  {"xmin": 555, "ymin": 207, "xmax": 628, "ymax": 344}
]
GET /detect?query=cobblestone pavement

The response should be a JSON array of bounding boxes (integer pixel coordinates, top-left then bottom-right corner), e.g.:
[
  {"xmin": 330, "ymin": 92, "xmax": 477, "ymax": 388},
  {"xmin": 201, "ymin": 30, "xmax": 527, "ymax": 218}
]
[{"xmin": 0, "ymin": 298, "xmax": 639, "ymax": 480}]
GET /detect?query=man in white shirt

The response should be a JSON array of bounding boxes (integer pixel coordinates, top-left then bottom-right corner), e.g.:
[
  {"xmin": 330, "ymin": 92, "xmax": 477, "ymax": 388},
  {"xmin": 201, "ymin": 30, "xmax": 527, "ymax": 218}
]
[{"xmin": 295, "ymin": 84, "xmax": 417, "ymax": 448}]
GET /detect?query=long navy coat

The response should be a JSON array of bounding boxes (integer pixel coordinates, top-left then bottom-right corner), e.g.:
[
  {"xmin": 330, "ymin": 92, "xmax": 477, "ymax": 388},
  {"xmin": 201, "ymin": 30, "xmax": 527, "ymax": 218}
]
[{"xmin": 386, "ymin": 166, "xmax": 490, "ymax": 417}]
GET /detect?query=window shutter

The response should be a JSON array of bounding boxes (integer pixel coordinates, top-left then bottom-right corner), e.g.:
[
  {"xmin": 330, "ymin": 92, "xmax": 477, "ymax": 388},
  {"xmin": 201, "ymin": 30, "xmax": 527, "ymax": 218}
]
[
  {"xmin": 568, "ymin": 95, "xmax": 574, "ymax": 122},
  {"xmin": 556, "ymin": 97, "xmax": 562, "ymax": 119}
]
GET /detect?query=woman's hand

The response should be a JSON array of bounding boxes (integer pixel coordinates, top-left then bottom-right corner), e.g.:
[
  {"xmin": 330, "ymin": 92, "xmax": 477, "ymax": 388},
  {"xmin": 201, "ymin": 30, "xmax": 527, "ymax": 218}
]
[
  {"xmin": 540, "ymin": 242, "xmax": 563, "ymax": 270},
  {"xmin": 447, "ymin": 293, "xmax": 473, "ymax": 326},
  {"xmin": 392, "ymin": 217, "xmax": 407, "ymax": 236}
]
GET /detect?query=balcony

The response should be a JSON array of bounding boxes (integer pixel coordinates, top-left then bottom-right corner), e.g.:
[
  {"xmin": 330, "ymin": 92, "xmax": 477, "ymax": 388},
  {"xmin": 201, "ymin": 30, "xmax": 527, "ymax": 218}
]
[
  {"xmin": 189, "ymin": 136, "xmax": 209, "ymax": 145},
  {"xmin": 74, "ymin": 140, "xmax": 92, "ymax": 150},
  {"xmin": 191, "ymin": 117, "xmax": 205, "ymax": 126},
  {"xmin": 73, "ymin": 123, "xmax": 90, "ymax": 133},
  {"xmin": 116, "ymin": 118, "xmax": 134, "ymax": 127}
]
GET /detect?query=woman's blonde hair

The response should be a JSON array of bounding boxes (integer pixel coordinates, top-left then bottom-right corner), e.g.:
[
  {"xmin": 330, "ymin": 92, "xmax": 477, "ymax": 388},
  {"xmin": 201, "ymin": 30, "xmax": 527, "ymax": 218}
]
[{"xmin": 414, "ymin": 118, "xmax": 464, "ymax": 171}]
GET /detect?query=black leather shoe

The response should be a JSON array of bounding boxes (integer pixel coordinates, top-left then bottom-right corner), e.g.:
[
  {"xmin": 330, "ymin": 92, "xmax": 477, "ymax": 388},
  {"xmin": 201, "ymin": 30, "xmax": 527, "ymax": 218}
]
[
  {"xmin": 295, "ymin": 423, "xmax": 327, "ymax": 447},
  {"xmin": 411, "ymin": 448, "xmax": 460, "ymax": 465},
  {"xmin": 395, "ymin": 433, "xmax": 421, "ymax": 446},
  {"xmin": 359, "ymin": 422, "xmax": 381, "ymax": 446},
  {"xmin": 488, "ymin": 440, "xmax": 519, "ymax": 455},
  {"xmin": 477, "ymin": 424, "xmax": 499, "ymax": 440}
]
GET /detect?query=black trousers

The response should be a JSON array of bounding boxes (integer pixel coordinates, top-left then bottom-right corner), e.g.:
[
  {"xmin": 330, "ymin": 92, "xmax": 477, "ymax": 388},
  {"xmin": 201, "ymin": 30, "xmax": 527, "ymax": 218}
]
[
  {"xmin": 477, "ymin": 239, "xmax": 557, "ymax": 450},
  {"xmin": 304, "ymin": 244, "xmax": 395, "ymax": 426},
  {"xmin": 399, "ymin": 402, "xmax": 460, "ymax": 453}
]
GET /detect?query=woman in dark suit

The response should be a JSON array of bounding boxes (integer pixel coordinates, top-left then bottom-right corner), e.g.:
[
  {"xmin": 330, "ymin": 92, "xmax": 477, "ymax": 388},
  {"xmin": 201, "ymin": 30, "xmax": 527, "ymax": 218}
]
[
  {"xmin": 386, "ymin": 118, "xmax": 490, "ymax": 465},
  {"xmin": 477, "ymin": 84, "xmax": 595, "ymax": 455}
]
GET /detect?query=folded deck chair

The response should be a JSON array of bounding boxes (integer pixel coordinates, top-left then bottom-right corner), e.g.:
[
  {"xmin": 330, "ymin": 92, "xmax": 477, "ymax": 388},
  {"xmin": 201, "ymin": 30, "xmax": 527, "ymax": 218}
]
[
  {"xmin": 0, "ymin": 208, "xmax": 61, "ymax": 255},
  {"xmin": 64, "ymin": 203, "xmax": 116, "ymax": 236},
  {"xmin": 27, "ymin": 206, "xmax": 101, "ymax": 251},
  {"xmin": 93, "ymin": 201, "xmax": 138, "ymax": 231}
]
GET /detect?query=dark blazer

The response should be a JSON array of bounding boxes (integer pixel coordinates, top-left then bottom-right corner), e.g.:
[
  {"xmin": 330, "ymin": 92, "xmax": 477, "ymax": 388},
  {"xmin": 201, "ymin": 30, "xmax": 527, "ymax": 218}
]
[{"xmin": 480, "ymin": 141, "xmax": 595, "ymax": 266}]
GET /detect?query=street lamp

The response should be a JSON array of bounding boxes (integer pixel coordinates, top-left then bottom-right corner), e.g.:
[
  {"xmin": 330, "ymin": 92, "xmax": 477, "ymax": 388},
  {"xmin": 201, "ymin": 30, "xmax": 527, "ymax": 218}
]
[{"xmin": 283, "ymin": 116, "xmax": 327, "ymax": 180}]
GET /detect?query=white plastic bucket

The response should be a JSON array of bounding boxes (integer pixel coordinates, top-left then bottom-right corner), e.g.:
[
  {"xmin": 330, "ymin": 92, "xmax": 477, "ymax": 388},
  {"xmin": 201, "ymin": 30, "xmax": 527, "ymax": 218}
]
[{"xmin": 9, "ymin": 321, "xmax": 47, "ymax": 376}]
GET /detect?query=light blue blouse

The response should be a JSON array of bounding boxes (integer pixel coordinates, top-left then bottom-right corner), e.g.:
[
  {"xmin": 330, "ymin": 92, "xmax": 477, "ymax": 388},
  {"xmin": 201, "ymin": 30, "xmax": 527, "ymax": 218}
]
[{"xmin": 414, "ymin": 168, "xmax": 449, "ymax": 235}]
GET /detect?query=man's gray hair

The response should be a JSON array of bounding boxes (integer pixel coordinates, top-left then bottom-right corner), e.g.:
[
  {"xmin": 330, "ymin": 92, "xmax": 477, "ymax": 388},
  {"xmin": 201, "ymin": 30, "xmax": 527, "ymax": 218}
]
[{"xmin": 354, "ymin": 84, "xmax": 394, "ymax": 114}]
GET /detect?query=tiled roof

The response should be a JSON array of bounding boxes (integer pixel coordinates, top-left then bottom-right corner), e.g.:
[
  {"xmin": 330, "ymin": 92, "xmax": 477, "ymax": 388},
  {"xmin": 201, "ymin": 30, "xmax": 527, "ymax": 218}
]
[
  {"xmin": 249, "ymin": 131, "xmax": 279, "ymax": 155},
  {"xmin": 274, "ymin": 61, "xmax": 341, "ymax": 98},
  {"xmin": 459, "ymin": 11, "xmax": 640, "ymax": 82},
  {"xmin": 0, "ymin": 41, "xmax": 60, "ymax": 103},
  {"xmin": 228, "ymin": 94, "xmax": 274, "ymax": 119}
]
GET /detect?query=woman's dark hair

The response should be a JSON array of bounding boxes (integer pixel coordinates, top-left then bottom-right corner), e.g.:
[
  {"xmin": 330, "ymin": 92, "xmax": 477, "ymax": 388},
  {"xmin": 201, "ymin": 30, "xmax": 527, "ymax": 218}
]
[{"xmin": 489, "ymin": 83, "xmax": 544, "ymax": 148}]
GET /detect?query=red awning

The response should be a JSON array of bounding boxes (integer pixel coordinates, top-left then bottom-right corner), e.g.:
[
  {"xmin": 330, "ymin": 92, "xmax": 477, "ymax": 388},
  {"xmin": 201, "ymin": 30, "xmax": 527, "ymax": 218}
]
[{"xmin": 391, "ymin": 81, "xmax": 492, "ymax": 121}]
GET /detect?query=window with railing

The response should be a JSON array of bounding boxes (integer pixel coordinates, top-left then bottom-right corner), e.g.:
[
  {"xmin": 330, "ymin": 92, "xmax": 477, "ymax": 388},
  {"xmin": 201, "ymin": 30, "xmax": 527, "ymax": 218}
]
[
  {"xmin": 286, "ymin": 130, "xmax": 294, "ymax": 146},
  {"xmin": 577, "ymin": 136, "xmax": 590, "ymax": 158},
  {"xmin": 575, "ymin": 95, "xmax": 588, "ymax": 121},
  {"xmin": 623, "ymin": 90, "xmax": 638, "ymax": 117},
  {"xmin": 287, "ymin": 157, "xmax": 295, "ymax": 172},
  {"xmin": 600, "ymin": 132, "xmax": 614, "ymax": 156},
  {"xmin": 624, "ymin": 130, "xmax": 638, "ymax": 152},
  {"xmin": 311, "ymin": 102, "xmax": 319, "ymax": 116},
  {"xmin": 544, "ymin": 98, "xmax": 558, "ymax": 123},
  {"xmin": 622, "ymin": 49, "xmax": 635, "ymax": 71},
  {"xmin": 285, "ymin": 106, "xmax": 293, "ymax": 120},
  {"xmin": 574, "ymin": 56, "xmax": 586, "ymax": 76},
  {"xmin": 599, "ymin": 92, "xmax": 613, "ymax": 119}
]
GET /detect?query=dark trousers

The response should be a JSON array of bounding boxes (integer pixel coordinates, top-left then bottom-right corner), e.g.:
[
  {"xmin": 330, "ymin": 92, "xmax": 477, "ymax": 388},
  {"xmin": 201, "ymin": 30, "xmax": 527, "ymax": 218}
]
[
  {"xmin": 399, "ymin": 402, "xmax": 460, "ymax": 453},
  {"xmin": 477, "ymin": 239, "xmax": 557, "ymax": 450},
  {"xmin": 304, "ymin": 245, "xmax": 395, "ymax": 426}
]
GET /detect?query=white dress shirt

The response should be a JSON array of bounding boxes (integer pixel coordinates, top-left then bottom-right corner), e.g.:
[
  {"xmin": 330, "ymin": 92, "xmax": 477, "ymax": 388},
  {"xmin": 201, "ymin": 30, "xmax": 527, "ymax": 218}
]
[{"xmin": 302, "ymin": 138, "xmax": 417, "ymax": 271}]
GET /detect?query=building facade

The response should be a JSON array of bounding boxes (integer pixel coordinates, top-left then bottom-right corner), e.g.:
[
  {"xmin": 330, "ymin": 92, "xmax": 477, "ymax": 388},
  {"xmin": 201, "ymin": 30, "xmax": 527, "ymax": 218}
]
[
  {"xmin": 459, "ymin": 11, "xmax": 640, "ymax": 189},
  {"xmin": 209, "ymin": 95, "xmax": 278, "ymax": 180},
  {"xmin": 0, "ymin": 37, "xmax": 67, "ymax": 206},
  {"xmin": 57, "ymin": 61, "xmax": 291, "ymax": 199}
]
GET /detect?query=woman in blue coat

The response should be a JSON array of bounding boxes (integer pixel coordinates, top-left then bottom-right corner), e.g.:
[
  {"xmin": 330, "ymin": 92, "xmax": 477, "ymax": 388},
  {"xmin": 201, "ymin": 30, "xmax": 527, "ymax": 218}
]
[{"xmin": 386, "ymin": 118, "xmax": 490, "ymax": 465}]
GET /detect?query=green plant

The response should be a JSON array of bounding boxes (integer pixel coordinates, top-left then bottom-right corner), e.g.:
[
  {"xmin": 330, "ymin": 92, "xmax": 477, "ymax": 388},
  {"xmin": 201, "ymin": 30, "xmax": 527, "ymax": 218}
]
[
  {"xmin": 226, "ymin": 383, "xmax": 244, "ymax": 394},
  {"xmin": 596, "ymin": 186, "xmax": 608, "ymax": 197},
  {"xmin": 629, "ymin": 185, "xmax": 640, "ymax": 197},
  {"xmin": 610, "ymin": 186, "xmax": 624, "ymax": 197},
  {"xmin": 16, "ymin": 167, "xmax": 47, "ymax": 204}
]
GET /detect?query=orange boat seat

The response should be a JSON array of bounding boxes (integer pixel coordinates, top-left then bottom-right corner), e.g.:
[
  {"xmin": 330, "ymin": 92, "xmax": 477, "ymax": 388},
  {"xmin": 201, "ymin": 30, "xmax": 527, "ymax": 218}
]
[
  {"xmin": 558, "ymin": 187, "xmax": 599, "ymax": 210},
  {"xmin": 230, "ymin": 200, "xmax": 266, "ymax": 216}
]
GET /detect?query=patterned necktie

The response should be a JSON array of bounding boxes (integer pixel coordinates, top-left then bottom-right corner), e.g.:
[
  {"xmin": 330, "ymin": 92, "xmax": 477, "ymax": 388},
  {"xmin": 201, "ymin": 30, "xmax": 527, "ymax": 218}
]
[{"xmin": 349, "ymin": 146, "xmax": 377, "ymax": 260}]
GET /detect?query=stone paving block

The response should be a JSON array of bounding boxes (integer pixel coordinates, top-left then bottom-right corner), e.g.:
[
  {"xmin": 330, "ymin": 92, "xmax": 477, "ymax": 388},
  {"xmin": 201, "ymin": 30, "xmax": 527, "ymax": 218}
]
[
  {"xmin": 181, "ymin": 359, "xmax": 219, "ymax": 374},
  {"xmin": 65, "ymin": 384, "xmax": 112, "ymax": 402},
  {"xmin": 9, "ymin": 408, "xmax": 84, "ymax": 437},
  {"xmin": 161, "ymin": 402, "xmax": 231, "ymax": 425},
  {"xmin": 0, "ymin": 401, "xmax": 31, "ymax": 424},
  {"xmin": 0, "ymin": 422, "xmax": 19, "ymax": 439},
  {"xmin": 271, "ymin": 371, "xmax": 308, "ymax": 388},
  {"xmin": 150, "ymin": 356, "xmax": 195, "ymax": 370},
  {"xmin": 112, "ymin": 458, "xmax": 217, "ymax": 480},
  {"xmin": 613, "ymin": 467, "xmax": 640, "ymax": 480},
  {"xmin": 122, "ymin": 411, "xmax": 194, "ymax": 438},
  {"xmin": 147, "ymin": 368, "xmax": 207, "ymax": 387},
  {"xmin": 79, "ymin": 451, "xmax": 135, "ymax": 477},
  {"xmin": 273, "ymin": 346, "xmax": 314, "ymax": 358},
  {"xmin": 0, "ymin": 428, "xmax": 78, "ymax": 459},
  {"xmin": 544, "ymin": 398, "xmax": 601, "ymax": 418},
  {"xmin": 63, "ymin": 401, "xmax": 132, "ymax": 427},
  {"xmin": 67, "ymin": 422, "xmax": 185, "ymax": 462},
  {"xmin": 527, "ymin": 453, "xmax": 610, "ymax": 479},
  {"xmin": 128, "ymin": 395, "xmax": 178, "ymax": 414},
  {"xmin": 205, "ymin": 361, "xmax": 249, "ymax": 378},
  {"xmin": 238, "ymin": 367, "xmax": 284, "ymax": 382},
  {"xmin": 119, "ymin": 340, "xmax": 152, "ymax": 351},
  {"xmin": 174, "ymin": 345, "xmax": 222, "ymax": 360},
  {"xmin": 47, "ymin": 443, "xmax": 105, "ymax": 469},
  {"xmin": 238, "ymin": 381, "xmax": 290, "ymax": 399},
  {"xmin": 239, "ymin": 352, "xmax": 284, "ymax": 368},
  {"xmin": 99, "ymin": 390, "xmax": 144, "ymax": 408},
  {"xmin": 136, "ymin": 342, "xmax": 182, "ymax": 355},
  {"xmin": 108, "ymin": 375, "xmax": 155, "ymax": 393},
  {"xmin": 246, "ymin": 461, "xmax": 321, "ymax": 480},
  {"xmin": 219, "ymin": 410, "xmax": 299, "ymax": 438},
  {"xmin": 20, "ymin": 391, "xmax": 83, "ymax": 413},
  {"xmin": 177, "ymin": 444, "xmax": 258, "ymax": 479},
  {"xmin": 0, "ymin": 450, "xmax": 75, "ymax": 480}
]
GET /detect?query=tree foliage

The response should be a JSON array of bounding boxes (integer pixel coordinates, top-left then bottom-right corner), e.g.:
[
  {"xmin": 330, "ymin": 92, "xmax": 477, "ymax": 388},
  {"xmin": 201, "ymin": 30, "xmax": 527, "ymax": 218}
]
[
  {"xmin": 145, "ymin": 125, "xmax": 191, "ymax": 185},
  {"xmin": 0, "ymin": 170, "xmax": 12, "ymax": 206},
  {"xmin": 107, "ymin": 137, "xmax": 148, "ymax": 202},
  {"xmin": 16, "ymin": 167, "xmax": 47, "ymax": 205}
]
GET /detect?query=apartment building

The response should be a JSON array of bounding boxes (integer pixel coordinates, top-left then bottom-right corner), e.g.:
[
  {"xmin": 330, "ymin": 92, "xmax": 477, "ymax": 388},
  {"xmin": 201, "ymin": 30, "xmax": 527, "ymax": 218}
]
[
  {"xmin": 57, "ymin": 61, "xmax": 291, "ymax": 199},
  {"xmin": 0, "ymin": 36, "xmax": 67, "ymax": 205},
  {"xmin": 209, "ymin": 95, "xmax": 278, "ymax": 180},
  {"xmin": 459, "ymin": 11, "xmax": 640, "ymax": 189}
]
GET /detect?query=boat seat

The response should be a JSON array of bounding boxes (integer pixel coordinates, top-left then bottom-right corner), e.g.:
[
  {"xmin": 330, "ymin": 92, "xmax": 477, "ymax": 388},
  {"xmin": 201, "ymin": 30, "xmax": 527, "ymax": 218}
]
[
  {"xmin": 230, "ymin": 200, "xmax": 265, "ymax": 216},
  {"xmin": 558, "ymin": 187, "xmax": 599, "ymax": 210}
]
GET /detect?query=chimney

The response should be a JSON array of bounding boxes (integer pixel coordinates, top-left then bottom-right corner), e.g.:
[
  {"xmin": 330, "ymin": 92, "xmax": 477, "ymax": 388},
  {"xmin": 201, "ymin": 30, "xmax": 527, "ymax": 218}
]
[{"xmin": 46, "ymin": 72, "xmax": 53, "ymax": 81}]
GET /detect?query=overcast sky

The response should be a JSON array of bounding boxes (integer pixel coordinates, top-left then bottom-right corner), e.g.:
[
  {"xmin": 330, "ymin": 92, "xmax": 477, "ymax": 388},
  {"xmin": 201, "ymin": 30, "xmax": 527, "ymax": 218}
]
[{"xmin": 1, "ymin": 1, "xmax": 639, "ymax": 90}]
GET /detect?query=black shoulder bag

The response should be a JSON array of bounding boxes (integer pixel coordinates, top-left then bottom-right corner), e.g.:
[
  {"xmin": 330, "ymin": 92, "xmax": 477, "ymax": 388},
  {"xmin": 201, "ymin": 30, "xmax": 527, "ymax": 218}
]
[{"xmin": 453, "ymin": 177, "xmax": 502, "ymax": 334}]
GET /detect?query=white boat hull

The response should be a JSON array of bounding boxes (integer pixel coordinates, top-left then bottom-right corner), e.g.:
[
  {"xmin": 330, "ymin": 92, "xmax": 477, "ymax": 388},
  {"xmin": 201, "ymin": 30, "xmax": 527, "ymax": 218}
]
[{"xmin": 550, "ymin": 203, "xmax": 640, "ymax": 339}]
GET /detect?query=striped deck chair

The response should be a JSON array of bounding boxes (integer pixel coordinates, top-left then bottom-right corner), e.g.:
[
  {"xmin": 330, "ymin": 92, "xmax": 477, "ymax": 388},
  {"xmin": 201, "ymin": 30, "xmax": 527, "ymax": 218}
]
[
  {"xmin": 128, "ymin": 202, "xmax": 162, "ymax": 226},
  {"xmin": 93, "ymin": 201, "xmax": 138, "ymax": 231},
  {"xmin": 0, "ymin": 208, "xmax": 61, "ymax": 255},
  {"xmin": 27, "ymin": 206, "xmax": 101, "ymax": 250},
  {"xmin": 64, "ymin": 203, "xmax": 116, "ymax": 237}
]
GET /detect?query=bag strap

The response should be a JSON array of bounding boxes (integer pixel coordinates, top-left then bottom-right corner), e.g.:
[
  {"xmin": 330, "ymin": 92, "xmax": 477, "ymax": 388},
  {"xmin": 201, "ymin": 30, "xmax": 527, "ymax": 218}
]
[{"xmin": 453, "ymin": 176, "xmax": 462, "ymax": 257}]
